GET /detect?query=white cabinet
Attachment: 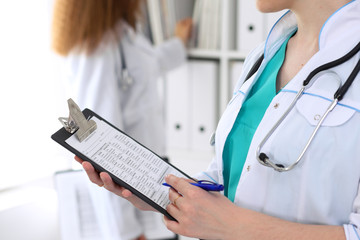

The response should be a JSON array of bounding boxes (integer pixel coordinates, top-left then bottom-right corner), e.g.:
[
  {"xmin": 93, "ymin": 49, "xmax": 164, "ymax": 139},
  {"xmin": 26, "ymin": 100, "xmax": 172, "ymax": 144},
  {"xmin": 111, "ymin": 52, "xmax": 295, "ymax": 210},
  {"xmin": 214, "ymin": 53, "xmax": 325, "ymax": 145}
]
[
  {"xmin": 165, "ymin": 60, "xmax": 217, "ymax": 152},
  {"xmin": 165, "ymin": 64, "xmax": 191, "ymax": 150},
  {"xmin": 237, "ymin": 0, "xmax": 265, "ymax": 53},
  {"xmin": 189, "ymin": 61, "xmax": 217, "ymax": 151}
]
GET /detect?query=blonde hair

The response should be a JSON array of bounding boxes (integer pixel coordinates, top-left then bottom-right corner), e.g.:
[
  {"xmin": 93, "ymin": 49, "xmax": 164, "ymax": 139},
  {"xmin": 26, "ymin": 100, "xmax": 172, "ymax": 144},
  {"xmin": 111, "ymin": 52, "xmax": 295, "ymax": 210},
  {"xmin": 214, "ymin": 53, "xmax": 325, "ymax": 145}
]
[{"xmin": 51, "ymin": 0, "xmax": 142, "ymax": 56}]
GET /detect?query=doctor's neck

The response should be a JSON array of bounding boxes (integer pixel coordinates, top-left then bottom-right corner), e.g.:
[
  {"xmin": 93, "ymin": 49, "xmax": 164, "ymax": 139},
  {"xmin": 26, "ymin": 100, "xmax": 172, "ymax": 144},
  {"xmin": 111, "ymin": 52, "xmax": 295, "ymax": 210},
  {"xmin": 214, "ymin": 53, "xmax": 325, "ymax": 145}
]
[
  {"xmin": 257, "ymin": 0, "xmax": 352, "ymax": 48},
  {"xmin": 290, "ymin": 0, "xmax": 353, "ymax": 48}
]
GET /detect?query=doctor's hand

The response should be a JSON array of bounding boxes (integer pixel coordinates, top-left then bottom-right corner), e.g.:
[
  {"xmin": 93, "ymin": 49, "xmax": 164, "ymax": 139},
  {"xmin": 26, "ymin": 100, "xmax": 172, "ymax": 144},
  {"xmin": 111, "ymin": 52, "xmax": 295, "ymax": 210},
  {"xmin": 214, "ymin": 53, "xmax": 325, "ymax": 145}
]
[
  {"xmin": 175, "ymin": 18, "xmax": 193, "ymax": 46},
  {"xmin": 74, "ymin": 156, "xmax": 156, "ymax": 212},
  {"xmin": 163, "ymin": 174, "xmax": 239, "ymax": 239},
  {"xmin": 163, "ymin": 175, "xmax": 346, "ymax": 240}
]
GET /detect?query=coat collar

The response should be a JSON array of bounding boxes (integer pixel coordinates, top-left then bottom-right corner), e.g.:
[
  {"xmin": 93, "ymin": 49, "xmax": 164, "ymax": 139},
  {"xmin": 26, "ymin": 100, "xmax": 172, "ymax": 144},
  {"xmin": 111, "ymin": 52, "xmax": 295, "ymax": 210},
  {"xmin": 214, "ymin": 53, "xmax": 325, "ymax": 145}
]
[{"xmin": 264, "ymin": 0, "xmax": 360, "ymax": 62}]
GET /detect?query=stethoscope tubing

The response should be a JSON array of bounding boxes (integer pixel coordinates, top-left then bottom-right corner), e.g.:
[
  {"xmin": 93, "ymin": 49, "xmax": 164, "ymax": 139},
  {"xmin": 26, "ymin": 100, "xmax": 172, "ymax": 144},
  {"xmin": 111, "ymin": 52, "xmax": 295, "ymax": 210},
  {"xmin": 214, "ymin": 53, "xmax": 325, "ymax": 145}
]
[
  {"xmin": 336, "ymin": 57, "xmax": 360, "ymax": 100},
  {"xmin": 256, "ymin": 41, "xmax": 360, "ymax": 172},
  {"xmin": 303, "ymin": 41, "xmax": 360, "ymax": 88}
]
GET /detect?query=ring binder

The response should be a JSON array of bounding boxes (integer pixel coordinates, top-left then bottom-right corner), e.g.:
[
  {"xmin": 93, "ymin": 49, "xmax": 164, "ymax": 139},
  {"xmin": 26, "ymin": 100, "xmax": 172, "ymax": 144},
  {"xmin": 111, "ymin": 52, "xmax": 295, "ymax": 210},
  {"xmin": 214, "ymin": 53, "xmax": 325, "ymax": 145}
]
[{"xmin": 58, "ymin": 98, "xmax": 97, "ymax": 142}]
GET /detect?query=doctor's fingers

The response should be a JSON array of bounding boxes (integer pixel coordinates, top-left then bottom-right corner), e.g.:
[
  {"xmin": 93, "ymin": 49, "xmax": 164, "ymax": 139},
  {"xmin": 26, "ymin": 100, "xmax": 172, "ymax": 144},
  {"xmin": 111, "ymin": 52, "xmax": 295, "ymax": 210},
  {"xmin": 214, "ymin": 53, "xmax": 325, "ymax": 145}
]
[
  {"xmin": 169, "ymin": 188, "xmax": 183, "ymax": 207},
  {"xmin": 165, "ymin": 197, "xmax": 203, "ymax": 238},
  {"xmin": 96, "ymin": 171, "xmax": 156, "ymax": 211},
  {"xmin": 98, "ymin": 172, "xmax": 151, "ymax": 211},
  {"xmin": 75, "ymin": 156, "xmax": 102, "ymax": 186},
  {"xmin": 99, "ymin": 171, "xmax": 129, "ymax": 197},
  {"xmin": 82, "ymin": 161, "xmax": 104, "ymax": 187},
  {"xmin": 165, "ymin": 175, "xmax": 196, "ymax": 197},
  {"xmin": 74, "ymin": 155, "xmax": 84, "ymax": 164}
]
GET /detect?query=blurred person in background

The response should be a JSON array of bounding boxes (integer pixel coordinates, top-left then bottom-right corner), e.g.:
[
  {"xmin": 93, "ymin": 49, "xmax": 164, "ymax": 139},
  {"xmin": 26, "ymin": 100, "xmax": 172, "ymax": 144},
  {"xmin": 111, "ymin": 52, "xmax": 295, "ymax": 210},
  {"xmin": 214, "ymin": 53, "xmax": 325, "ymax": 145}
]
[{"xmin": 51, "ymin": 0, "xmax": 192, "ymax": 239}]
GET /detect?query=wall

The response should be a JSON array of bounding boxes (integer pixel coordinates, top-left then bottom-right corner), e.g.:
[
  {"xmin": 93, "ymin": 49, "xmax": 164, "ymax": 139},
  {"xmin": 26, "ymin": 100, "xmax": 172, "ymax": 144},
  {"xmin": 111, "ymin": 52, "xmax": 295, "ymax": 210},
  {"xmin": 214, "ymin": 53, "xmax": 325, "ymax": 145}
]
[{"xmin": 0, "ymin": 177, "xmax": 61, "ymax": 240}]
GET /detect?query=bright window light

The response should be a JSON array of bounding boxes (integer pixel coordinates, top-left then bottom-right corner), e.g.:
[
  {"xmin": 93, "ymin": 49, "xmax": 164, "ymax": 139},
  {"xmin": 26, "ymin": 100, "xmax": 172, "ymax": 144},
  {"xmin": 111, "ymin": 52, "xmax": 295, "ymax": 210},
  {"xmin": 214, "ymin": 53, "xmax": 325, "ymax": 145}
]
[{"xmin": 0, "ymin": 0, "xmax": 72, "ymax": 189}]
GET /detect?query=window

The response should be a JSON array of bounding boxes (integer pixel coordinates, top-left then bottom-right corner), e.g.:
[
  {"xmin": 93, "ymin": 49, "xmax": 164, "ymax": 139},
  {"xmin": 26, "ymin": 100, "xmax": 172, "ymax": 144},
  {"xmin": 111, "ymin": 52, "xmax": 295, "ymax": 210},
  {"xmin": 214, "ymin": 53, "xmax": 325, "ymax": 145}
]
[{"xmin": 0, "ymin": 0, "xmax": 71, "ymax": 189}]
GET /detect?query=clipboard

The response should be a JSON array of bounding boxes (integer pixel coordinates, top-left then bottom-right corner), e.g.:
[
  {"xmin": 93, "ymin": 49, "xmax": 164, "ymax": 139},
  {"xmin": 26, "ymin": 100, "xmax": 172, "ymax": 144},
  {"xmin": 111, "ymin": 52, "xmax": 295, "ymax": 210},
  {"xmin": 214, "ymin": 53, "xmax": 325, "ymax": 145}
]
[{"xmin": 51, "ymin": 99, "xmax": 193, "ymax": 221}]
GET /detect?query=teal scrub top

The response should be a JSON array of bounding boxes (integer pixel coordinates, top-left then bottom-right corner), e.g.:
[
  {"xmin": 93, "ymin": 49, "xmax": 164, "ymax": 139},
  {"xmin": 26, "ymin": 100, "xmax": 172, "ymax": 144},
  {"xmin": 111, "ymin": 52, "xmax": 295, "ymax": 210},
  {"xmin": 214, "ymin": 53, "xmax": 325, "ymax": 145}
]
[{"xmin": 223, "ymin": 37, "xmax": 291, "ymax": 202}]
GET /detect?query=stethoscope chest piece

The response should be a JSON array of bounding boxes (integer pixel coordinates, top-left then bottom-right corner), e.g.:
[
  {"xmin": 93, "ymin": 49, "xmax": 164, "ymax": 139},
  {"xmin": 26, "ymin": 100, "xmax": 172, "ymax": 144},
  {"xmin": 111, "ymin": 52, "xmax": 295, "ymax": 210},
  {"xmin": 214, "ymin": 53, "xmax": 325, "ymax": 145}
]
[
  {"xmin": 119, "ymin": 42, "xmax": 134, "ymax": 90},
  {"xmin": 120, "ymin": 69, "xmax": 133, "ymax": 90}
]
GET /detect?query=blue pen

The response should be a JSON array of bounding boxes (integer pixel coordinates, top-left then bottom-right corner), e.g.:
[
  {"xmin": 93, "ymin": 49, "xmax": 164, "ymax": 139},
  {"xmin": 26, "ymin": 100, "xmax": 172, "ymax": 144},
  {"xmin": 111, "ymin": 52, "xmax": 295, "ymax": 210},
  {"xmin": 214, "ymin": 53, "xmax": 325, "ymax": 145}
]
[{"xmin": 162, "ymin": 180, "xmax": 224, "ymax": 192}]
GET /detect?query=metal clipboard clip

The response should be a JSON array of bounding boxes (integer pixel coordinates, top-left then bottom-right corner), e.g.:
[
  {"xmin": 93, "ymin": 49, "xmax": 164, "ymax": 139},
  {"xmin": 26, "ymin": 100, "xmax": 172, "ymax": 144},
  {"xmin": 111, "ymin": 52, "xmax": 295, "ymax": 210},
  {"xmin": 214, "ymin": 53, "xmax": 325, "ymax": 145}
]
[{"xmin": 58, "ymin": 98, "xmax": 97, "ymax": 142}]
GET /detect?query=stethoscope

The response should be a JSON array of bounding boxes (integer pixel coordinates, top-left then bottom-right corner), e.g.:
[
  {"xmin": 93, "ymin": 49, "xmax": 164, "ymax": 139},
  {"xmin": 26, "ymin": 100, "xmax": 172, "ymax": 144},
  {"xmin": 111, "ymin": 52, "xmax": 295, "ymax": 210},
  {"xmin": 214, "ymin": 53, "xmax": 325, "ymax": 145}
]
[
  {"xmin": 119, "ymin": 42, "xmax": 134, "ymax": 90},
  {"xmin": 256, "ymin": 41, "xmax": 360, "ymax": 172}
]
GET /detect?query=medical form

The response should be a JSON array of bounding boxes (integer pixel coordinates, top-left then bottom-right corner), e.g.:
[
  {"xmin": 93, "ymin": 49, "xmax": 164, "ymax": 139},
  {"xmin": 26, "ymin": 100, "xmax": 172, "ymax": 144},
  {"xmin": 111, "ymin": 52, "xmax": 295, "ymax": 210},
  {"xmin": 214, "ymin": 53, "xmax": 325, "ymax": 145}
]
[{"xmin": 64, "ymin": 116, "xmax": 188, "ymax": 211}]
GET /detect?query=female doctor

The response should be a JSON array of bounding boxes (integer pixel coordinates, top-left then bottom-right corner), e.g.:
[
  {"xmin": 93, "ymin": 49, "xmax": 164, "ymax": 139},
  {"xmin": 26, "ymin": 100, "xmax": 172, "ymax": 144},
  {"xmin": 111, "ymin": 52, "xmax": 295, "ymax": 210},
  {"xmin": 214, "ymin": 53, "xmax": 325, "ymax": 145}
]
[
  {"xmin": 51, "ymin": 0, "xmax": 192, "ymax": 239},
  {"xmin": 75, "ymin": 0, "xmax": 360, "ymax": 239}
]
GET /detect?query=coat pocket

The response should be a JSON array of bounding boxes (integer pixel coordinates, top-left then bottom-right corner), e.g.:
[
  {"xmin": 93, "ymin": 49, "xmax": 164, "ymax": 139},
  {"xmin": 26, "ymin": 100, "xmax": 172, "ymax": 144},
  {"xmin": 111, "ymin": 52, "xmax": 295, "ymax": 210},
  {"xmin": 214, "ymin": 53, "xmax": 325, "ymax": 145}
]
[{"xmin": 296, "ymin": 93, "xmax": 356, "ymax": 127}]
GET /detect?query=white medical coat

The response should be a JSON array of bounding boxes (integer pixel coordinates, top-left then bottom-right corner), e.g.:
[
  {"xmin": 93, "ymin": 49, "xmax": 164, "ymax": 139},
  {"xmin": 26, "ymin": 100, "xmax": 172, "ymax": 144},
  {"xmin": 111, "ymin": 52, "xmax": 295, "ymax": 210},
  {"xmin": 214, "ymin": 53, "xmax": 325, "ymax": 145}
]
[
  {"xmin": 196, "ymin": 1, "xmax": 360, "ymax": 239},
  {"xmin": 64, "ymin": 21, "xmax": 186, "ymax": 156},
  {"xmin": 63, "ymin": 21, "xmax": 186, "ymax": 240}
]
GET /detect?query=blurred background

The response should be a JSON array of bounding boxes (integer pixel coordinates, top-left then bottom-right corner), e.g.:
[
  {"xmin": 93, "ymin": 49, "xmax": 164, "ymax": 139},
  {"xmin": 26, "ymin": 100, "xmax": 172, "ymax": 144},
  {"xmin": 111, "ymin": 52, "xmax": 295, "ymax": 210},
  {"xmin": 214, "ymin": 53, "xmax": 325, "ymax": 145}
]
[
  {"xmin": 0, "ymin": 0, "xmax": 285, "ymax": 239},
  {"xmin": 0, "ymin": 0, "xmax": 71, "ymax": 239}
]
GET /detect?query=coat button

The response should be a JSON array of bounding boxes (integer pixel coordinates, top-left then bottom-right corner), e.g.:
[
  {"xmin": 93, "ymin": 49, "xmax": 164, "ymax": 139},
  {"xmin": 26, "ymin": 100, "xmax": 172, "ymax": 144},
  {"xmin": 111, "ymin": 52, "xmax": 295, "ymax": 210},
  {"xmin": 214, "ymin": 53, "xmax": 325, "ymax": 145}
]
[
  {"xmin": 247, "ymin": 165, "xmax": 251, "ymax": 172},
  {"xmin": 314, "ymin": 114, "xmax": 321, "ymax": 121},
  {"xmin": 273, "ymin": 103, "xmax": 280, "ymax": 109}
]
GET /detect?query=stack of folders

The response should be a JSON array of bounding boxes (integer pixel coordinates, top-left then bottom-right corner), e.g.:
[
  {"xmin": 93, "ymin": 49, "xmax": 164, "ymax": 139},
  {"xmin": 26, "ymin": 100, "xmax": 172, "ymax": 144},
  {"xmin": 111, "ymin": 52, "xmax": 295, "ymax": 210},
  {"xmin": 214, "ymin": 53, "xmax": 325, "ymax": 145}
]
[
  {"xmin": 165, "ymin": 60, "xmax": 218, "ymax": 152},
  {"xmin": 191, "ymin": 0, "xmax": 221, "ymax": 50},
  {"xmin": 146, "ymin": 0, "xmax": 195, "ymax": 45}
]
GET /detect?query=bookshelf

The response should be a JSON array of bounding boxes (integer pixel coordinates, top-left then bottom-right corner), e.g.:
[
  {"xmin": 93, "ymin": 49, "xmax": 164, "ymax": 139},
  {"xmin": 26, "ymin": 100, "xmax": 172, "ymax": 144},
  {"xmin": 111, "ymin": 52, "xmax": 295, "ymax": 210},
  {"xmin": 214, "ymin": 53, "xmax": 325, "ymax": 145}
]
[{"xmin": 147, "ymin": 0, "xmax": 285, "ymax": 120}]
